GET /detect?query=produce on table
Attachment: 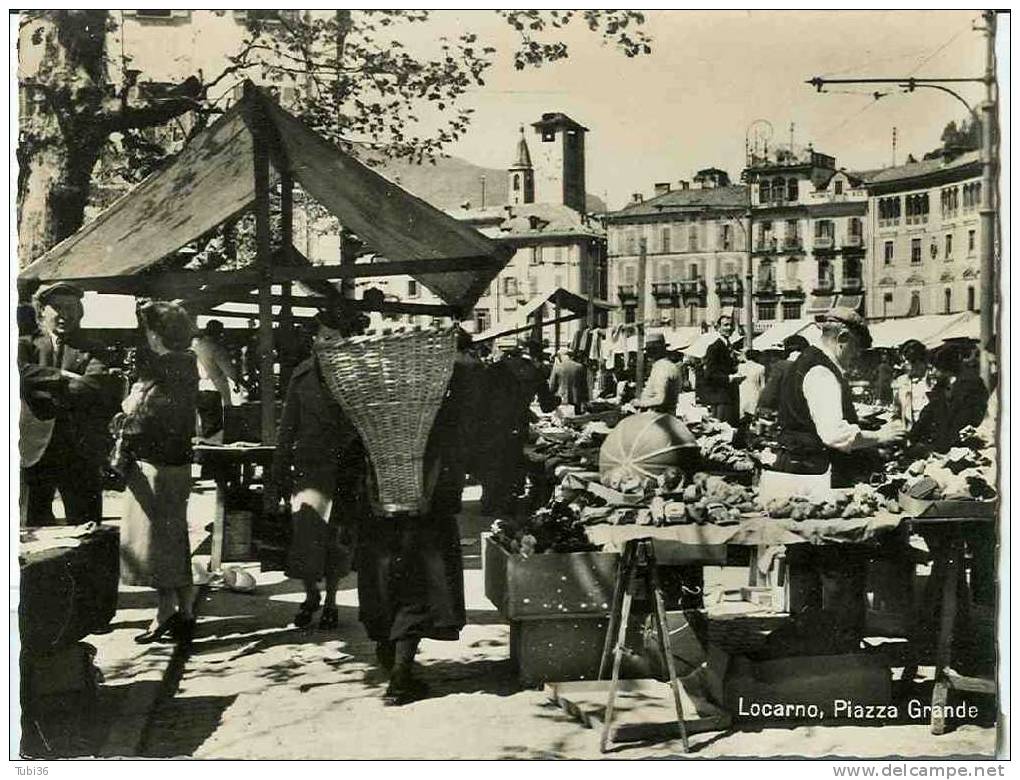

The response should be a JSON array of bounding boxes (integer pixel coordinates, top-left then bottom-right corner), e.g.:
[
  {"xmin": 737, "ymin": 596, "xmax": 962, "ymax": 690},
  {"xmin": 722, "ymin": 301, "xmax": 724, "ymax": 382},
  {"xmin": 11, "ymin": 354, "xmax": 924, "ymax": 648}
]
[
  {"xmin": 764, "ymin": 483, "xmax": 900, "ymax": 521},
  {"xmin": 883, "ymin": 442, "xmax": 997, "ymax": 502},
  {"xmin": 598, "ymin": 411, "xmax": 700, "ymax": 482}
]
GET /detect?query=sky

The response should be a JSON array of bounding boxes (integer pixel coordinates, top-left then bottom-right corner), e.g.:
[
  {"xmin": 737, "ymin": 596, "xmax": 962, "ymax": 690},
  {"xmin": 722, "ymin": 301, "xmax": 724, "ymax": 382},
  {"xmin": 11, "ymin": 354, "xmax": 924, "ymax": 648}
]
[{"xmin": 426, "ymin": 10, "xmax": 992, "ymax": 210}]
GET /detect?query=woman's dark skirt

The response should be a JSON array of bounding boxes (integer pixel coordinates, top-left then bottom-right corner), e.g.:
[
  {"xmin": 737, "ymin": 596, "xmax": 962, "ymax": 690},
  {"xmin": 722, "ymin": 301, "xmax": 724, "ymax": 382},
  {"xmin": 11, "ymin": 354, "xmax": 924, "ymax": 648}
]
[{"xmin": 356, "ymin": 513, "xmax": 466, "ymax": 643}]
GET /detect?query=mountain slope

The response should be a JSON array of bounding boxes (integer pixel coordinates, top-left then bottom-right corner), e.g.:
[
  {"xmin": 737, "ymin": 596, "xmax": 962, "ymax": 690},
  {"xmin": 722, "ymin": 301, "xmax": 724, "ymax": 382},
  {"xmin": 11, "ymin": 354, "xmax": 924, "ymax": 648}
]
[{"xmin": 370, "ymin": 154, "xmax": 605, "ymax": 213}]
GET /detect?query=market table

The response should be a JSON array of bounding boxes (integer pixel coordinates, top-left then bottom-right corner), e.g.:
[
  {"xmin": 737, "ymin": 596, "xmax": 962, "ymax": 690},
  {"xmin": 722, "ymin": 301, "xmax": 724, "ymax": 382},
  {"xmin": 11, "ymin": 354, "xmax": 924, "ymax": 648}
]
[
  {"xmin": 193, "ymin": 444, "xmax": 276, "ymax": 570},
  {"xmin": 583, "ymin": 502, "xmax": 997, "ymax": 736}
]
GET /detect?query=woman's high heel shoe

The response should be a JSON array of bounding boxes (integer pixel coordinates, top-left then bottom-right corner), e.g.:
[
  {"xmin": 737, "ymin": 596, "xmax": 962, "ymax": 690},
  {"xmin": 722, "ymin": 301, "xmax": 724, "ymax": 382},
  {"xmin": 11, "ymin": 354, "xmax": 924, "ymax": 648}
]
[{"xmin": 135, "ymin": 613, "xmax": 181, "ymax": 644}]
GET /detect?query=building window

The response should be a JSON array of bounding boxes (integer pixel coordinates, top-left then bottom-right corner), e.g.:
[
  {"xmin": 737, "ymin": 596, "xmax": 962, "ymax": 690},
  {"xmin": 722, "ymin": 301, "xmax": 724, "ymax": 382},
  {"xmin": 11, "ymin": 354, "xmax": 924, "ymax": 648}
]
[
  {"xmin": 475, "ymin": 309, "xmax": 491, "ymax": 333},
  {"xmin": 878, "ymin": 196, "xmax": 902, "ymax": 226},
  {"xmin": 787, "ymin": 178, "xmax": 799, "ymax": 202},
  {"xmin": 963, "ymin": 182, "xmax": 982, "ymax": 211},
  {"xmin": 905, "ymin": 192, "xmax": 930, "ymax": 225},
  {"xmin": 626, "ymin": 232, "xmax": 637, "ymax": 255},
  {"xmin": 883, "ymin": 292, "xmax": 894, "ymax": 318},
  {"xmin": 814, "ymin": 219, "xmax": 834, "ymax": 239},
  {"xmin": 911, "ymin": 238, "xmax": 922, "ymax": 265},
  {"xmin": 968, "ymin": 229, "xmax": 976, "ymax": 255},
  {"xmin": 661, "ymin": 228, "xmax": 671, "ymax": 253},
  {"xmin": 944, "ymin": 288, "xmax": 952, "ymax": 314},
  {"xmin": 530, "ymin": 246, "xmax": 542, "ymax": 265},
  {"xmin": 942, "ymin": 186, "xmax": 960, "ymax": 218},
  {"xmin": 782, "ymin": 301, "xmax": 802, "ymax": 320},
  {"xmin": 513, "ymin": 174, "xmax": 521, "ymax": 192},
  {"xmin": 503, "ymin": 277, "xmax": 518, "ymax": 296},
  {"xmin": 541, "ymin": 129, "xmax": 555, "ymax": 142},
  {"xmin": 759, "ymin": 180, "xmax": 771, "ymax": 203},
  {"xmin": 407, "ymin": 280, "xmax": 419, "ymax": 298},
  {"xmin": 688, "ymin": 225, "xmax": 699, "ymax": 251},
  {"xmin": 757, "ymin": 302, "xmax": 777, "ymax": 321},
  {"xmin": 555, "ymin": 245, "xmax": 564, "ymax": 263},
  {"xmin": 688, "ymin": 263, "xmax": 699, "ymax": 280},
  {"xmin": 719, "ymin": 224, "xmax": 732, "ymax": 250},
  {"xmin": 817, "ymin": 258, "xmax": 834, "ymax": 290},
  {"xmin": 945, "ymin": 233, "xmax": 953, "ymax": 259},
  {"xmin": 908, "ymin": 291, "xmax": 922, "ymax": 317},
  {"xmin": 967, "ymin": 286, "xmax": 976, "ymax": 311},
  {"xmin": 834, "ymin": 179, "xmax": 844, "ymax": 195},
  {"xmin": 785, "ymin": 258, "xmax": 800, "ymax": 287},
  {"xmin": 848, "ymin": 217, "xmax": 862, "ymax": 240}
]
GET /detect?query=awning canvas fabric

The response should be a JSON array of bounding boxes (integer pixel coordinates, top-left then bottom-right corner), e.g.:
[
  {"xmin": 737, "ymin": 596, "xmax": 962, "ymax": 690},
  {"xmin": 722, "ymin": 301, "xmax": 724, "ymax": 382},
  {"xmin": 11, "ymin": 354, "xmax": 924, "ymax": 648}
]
[
  {"xmin": 751, "ymin": 318, "xmax": 820, "ymax": 351},
  {"xmin": 867, "ymin": 312, "xmax": 980, "ymax": 349},
  {"xmin": 20, "ymin": 83, "xmax": 508, "ymax": 311},
  {"xmin": 474, "ymin": 287, "xmax": 614, "ymax": 342}
]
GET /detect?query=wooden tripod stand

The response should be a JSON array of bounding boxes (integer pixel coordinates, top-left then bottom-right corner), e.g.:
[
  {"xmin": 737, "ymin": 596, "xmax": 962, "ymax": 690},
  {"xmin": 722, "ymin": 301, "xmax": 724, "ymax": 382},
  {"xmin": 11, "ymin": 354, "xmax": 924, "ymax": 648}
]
[{"xmin": 597, "ymin": 538, "xmax": 690, "ymax": 754}]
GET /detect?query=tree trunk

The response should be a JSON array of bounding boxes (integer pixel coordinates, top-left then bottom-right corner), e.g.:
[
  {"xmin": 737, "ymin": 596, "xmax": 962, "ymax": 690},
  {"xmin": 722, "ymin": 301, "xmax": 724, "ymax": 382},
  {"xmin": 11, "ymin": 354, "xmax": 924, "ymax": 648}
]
[
  {"xmin": 17, "ymin": 134, "xmax": 101, "ymax": 266},
  {"xmin": 17, "ymin": 10, "xmax": 109, "ymax": 267}
]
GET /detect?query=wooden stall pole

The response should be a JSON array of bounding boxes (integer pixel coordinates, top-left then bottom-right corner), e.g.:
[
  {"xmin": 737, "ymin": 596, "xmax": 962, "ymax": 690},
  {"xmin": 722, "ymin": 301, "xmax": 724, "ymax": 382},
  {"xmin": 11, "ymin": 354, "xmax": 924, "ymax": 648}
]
[
  {"xmin": 635, "ymin": 237, "xmax": 648, "ymax": 397},
  {"xmin": 252, "ymin": 118, "xmax": 276, "ymax": 445},
  {"xmin": 554, "ymin": 299, "xmax": 562, "ymax": 353},
  {"xmin": 279, "ymin": 174, "xmax": 296, "ymax": 392}
]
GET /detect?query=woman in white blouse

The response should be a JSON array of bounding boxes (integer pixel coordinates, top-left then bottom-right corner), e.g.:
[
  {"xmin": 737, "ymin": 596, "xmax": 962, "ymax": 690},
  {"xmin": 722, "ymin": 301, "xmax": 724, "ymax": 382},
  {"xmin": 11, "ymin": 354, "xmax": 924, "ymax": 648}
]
[{"xmin": 891, "ymin": 340, "xmax": 931, "ymax": 430}]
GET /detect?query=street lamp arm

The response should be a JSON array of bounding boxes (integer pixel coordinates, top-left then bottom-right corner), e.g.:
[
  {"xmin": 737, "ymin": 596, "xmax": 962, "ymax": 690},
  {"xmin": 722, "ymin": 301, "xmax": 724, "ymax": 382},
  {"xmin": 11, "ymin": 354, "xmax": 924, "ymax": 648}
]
[{"xmin": 900, "ymin": 81, "xmax": 979, "ymax": 124}]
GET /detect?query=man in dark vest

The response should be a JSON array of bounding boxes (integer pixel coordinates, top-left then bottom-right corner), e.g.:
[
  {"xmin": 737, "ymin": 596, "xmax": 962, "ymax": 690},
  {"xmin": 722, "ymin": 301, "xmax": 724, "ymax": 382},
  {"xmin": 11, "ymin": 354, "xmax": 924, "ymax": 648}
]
[
  {"xmin": 771, "ymin": 308, "xmax": 904, "ymax": 647},
  {"xmin": 19, "ymin": 282, "xmax": 122, "ymax": 526}
]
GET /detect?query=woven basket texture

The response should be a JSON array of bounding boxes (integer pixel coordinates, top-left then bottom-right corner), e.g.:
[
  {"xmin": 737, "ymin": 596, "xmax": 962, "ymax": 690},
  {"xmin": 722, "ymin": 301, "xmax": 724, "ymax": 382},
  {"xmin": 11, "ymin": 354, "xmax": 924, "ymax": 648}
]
[{"xmin": 315, "ymin": 328, "xmax": 458, "ymax": 516}]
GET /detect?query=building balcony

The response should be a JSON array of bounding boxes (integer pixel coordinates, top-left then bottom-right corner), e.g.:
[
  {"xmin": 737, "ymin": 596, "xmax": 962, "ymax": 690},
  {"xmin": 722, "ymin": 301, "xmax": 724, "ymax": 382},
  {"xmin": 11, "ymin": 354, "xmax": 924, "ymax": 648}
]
[
  {"xmin": 754, "ymin": 237, "xmax": 778, "ymax": 253},
  {"xmin": 716, "ymin": 275, "xmax": 744, "ymax": 298},
  {"xmin": 843, "ymin": 234, "xmax": 863, "ymax": 248},
  {"xmin": 783, "ymin": 236, "xmax": 803, "ymax": 251},
  {"xmin": 617, "ymin": 284, "xmax": 638, "ymax": 303},
  {"xmin": 651, "ymin": 282, "xmax": 676, "ymax": 301},
  {"xmin": 781, "ymin": 281, "xmax": 805, "ymax": 297},
  {"xmin": 841, "ymin": 277, "xmax": 863, "ymax": 292},
  {"xmin": 677, "ymin": 279, "xmax": 707, "ymax": 304},
  {"xmin": 755, "ymin": 278, "xmax": 778, "ymax": 296},
  {"xmin": 813, "ymin": 235, "xmax": 834, "ymax": 250},
  {"xmin": 813, "ymin": 279, "xmax": 837, "ymax": 294}
]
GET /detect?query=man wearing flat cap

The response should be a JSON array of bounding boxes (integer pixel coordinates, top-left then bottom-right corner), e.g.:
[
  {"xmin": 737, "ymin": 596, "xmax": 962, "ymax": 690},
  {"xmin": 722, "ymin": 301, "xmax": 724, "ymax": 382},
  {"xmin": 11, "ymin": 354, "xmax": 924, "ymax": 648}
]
[
  {"xmin": 773, "ymin": 307, "xmax": 903, "ymax": 485},
  {"xmin": 18, "ymin": 282, "xmax": 121, "ymax": 526},
  {"xmin": 768, "ymin": 307, "xmax": 904, "ymax": 647}
]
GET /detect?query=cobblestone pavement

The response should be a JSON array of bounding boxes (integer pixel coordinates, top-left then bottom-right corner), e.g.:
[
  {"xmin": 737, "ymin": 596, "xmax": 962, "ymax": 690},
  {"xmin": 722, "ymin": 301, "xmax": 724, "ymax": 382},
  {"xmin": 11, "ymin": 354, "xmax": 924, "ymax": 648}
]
[{"xmin": 141, "ymin": 500, "xmax": 998, "ymax": 760}]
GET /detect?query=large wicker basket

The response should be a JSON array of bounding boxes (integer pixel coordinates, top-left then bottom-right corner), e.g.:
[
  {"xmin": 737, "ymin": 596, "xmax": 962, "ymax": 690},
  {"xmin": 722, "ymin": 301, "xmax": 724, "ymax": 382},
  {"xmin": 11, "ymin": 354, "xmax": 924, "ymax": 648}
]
[{"xmin": 314, "ymin": 328, "xmax": 458, "ymax": 517}]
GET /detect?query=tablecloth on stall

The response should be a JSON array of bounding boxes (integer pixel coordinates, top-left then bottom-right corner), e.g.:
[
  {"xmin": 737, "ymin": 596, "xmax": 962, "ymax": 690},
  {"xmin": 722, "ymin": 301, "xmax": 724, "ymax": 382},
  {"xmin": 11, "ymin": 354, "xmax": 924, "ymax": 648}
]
[{"xmin": 584, "ymin": 512, "xmax": 905, "ymax": 551}]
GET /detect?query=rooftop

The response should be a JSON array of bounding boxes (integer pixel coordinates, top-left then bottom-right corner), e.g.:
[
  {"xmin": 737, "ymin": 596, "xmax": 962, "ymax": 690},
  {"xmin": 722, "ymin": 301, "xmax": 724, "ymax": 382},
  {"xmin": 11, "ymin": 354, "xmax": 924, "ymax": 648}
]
[
  {"xmin": 531, "ymin": 112, "xmax": 589, "ymax": 133},
  {"xmin": 609, "ymin": 184, "xmax": 749, "ymax": 219},
  {"xmin": 449, "ymin": 202, "xmax": 603, "ymax": 239},
  {"xmin": 857, "ymin": 150, "xmax": 981, "ymax": 185}
]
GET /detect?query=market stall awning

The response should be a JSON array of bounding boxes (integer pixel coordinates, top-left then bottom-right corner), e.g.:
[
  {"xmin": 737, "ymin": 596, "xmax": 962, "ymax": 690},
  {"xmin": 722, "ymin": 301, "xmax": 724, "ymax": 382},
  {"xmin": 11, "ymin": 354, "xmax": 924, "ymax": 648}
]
[
  {"xmin": 867, "ymin": 312, "xmax": 980, "ymax": 349},
  {"xmin": 19, "ymin": 82, "xmax": 509, "ymax": 311},
  {"xmin": 751, "ymin": 318, "xmax": 821, "ymax": 351},
  {"xmin": 474, "ymin": 287, "xmax": 614, "ymax": 342}
]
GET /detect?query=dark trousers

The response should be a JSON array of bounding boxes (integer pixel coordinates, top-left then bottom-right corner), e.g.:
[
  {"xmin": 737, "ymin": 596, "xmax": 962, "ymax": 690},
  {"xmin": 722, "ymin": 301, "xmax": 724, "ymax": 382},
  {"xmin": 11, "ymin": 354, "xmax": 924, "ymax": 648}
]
[
  {"xmin": 21, "ymin": 444, "xmax": 103, "ymax": 527},
  {"xmin": 356, "ymin": 514, "xmax": 466, "ymax": 643},
  {"xmin": 196, "ymin": 390, "xmax": 224, "ymax": 439}
]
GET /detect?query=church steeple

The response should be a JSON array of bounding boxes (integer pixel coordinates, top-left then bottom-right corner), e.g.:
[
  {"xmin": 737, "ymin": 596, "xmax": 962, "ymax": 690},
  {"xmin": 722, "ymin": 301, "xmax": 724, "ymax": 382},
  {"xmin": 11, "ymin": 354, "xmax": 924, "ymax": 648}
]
[{"xmin": 508, "ymin": 125, "xmax": 535, "ymax": 205}]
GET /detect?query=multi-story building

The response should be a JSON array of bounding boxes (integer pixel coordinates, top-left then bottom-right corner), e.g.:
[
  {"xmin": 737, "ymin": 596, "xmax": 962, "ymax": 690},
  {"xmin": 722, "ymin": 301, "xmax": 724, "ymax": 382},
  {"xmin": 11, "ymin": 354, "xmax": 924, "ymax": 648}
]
[
  {"xmin": 361, "ymin": 113, "xmax": 607, "ymax": 341},
  {"xmin": 860, "ymin": 150, "xmax": 983, "ymax": 319},
  {"xmin": 605, "ymin": 171, "xmax": 749, "ymax": 328},
  {"xmin": 743, "ymin": 144, "xmax": 868, "ymax": 328}
]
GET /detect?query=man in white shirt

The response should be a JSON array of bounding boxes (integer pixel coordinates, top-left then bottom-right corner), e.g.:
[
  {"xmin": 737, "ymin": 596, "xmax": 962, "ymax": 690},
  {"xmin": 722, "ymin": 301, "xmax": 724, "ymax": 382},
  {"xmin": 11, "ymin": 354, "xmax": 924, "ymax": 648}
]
[
  {"xmin": 770, "ymin": 308, "xmax": 905, "ymax": 649},
  {"xmin": 192, "ymin": 320, "xmax": 240, "ymax": 441},
  {"xmin": 634, "ymin": 333, "xmax": 681, "ymax": 415},
  {"xmin": 774, "ymin": 308, "xmax": 903, "ymax": 484}
]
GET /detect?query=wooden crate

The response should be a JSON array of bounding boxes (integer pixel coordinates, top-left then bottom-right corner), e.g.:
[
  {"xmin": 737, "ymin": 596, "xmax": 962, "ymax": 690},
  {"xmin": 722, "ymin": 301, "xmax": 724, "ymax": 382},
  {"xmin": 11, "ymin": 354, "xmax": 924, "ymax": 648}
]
[
  {"xmin": 482, "ymin": 532, "xmax": 618, "ymax": 620},
  {"xmin": 510, "ymin": 616, "xmax": 611, "ymax": 686}
]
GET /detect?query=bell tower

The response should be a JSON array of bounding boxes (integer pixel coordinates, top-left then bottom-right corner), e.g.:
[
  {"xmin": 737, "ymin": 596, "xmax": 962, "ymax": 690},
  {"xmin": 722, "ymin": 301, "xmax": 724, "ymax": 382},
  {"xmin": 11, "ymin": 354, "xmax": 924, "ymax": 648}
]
[
  {"xmin": 531, "ymin": 112, "xmax": 588, "ymax": 212},
  {"xmin": 508, "ymin": 126, "xmax": 535, "ymax": 205}
]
